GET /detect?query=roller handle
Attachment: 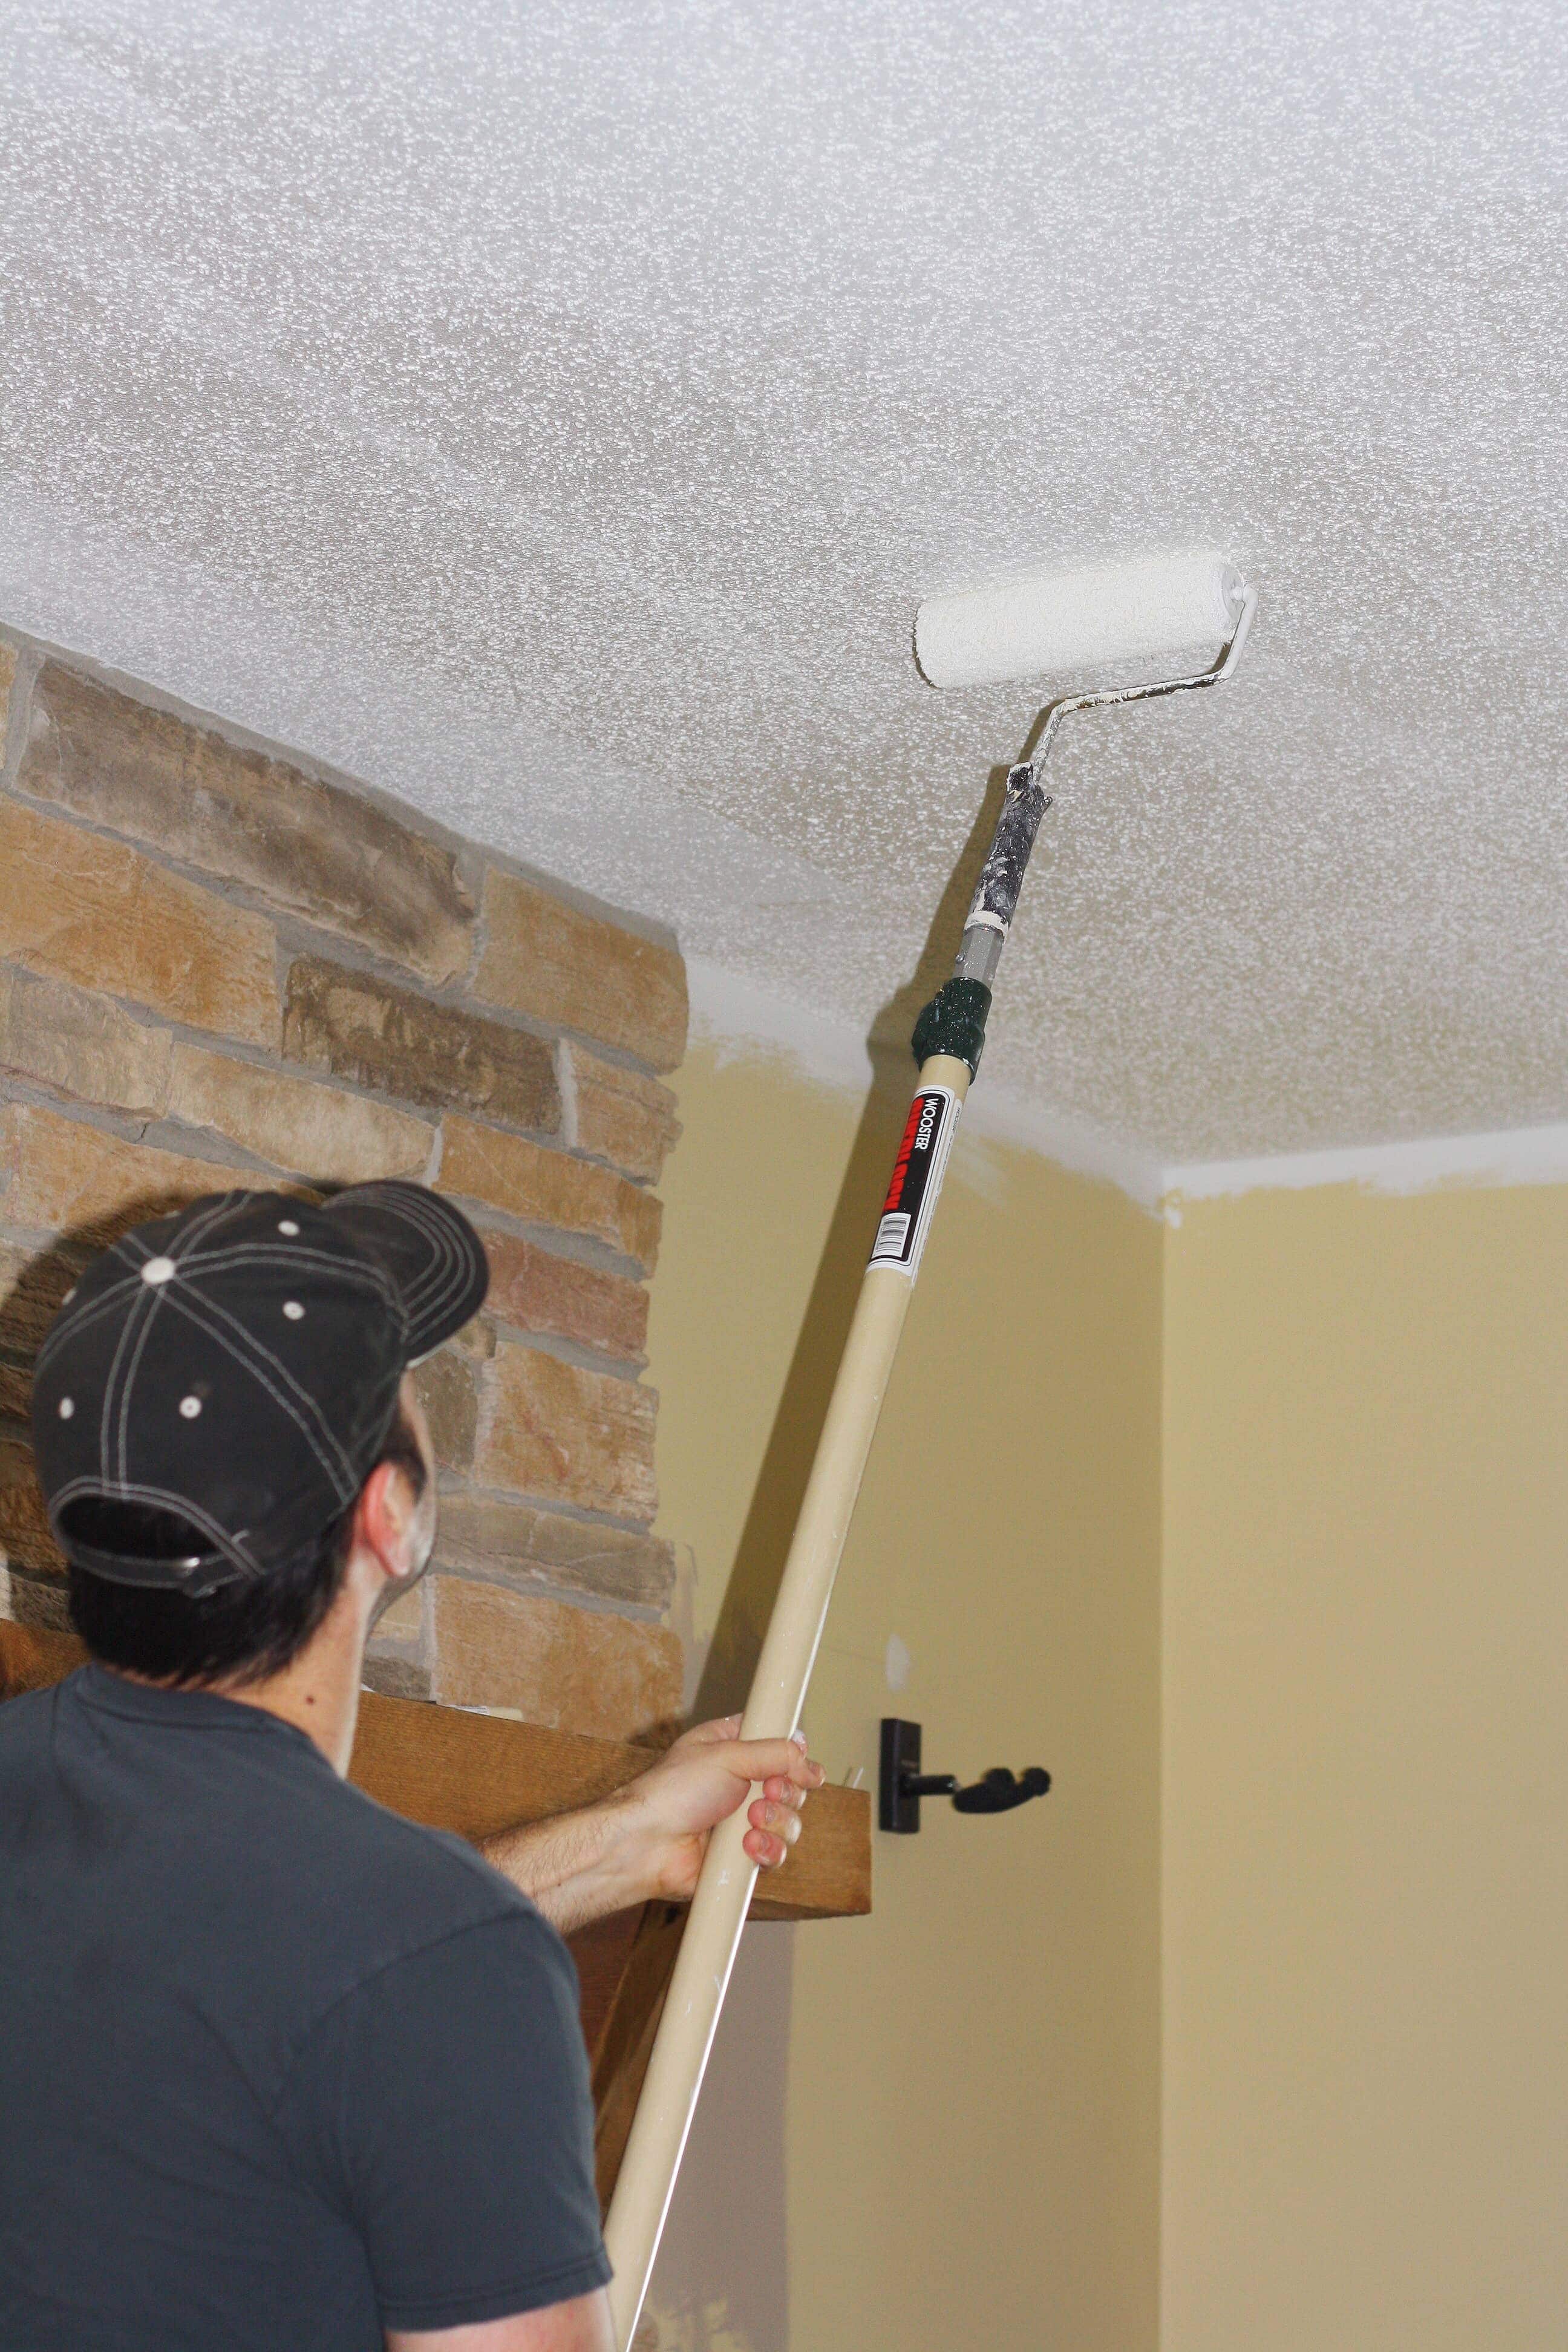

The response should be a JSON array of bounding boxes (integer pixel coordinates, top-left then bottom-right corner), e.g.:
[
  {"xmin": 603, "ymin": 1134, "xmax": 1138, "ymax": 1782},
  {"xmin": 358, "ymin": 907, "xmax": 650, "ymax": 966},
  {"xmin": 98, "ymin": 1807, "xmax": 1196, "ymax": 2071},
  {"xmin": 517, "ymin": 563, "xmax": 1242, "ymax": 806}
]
[
  {"xmin": 912, "ymin": 763, "xmax": 1050, "ymax": 1076},
  {"xmin": 969, "ymin": 762, "xmax": 1051, "ymax": 935}
]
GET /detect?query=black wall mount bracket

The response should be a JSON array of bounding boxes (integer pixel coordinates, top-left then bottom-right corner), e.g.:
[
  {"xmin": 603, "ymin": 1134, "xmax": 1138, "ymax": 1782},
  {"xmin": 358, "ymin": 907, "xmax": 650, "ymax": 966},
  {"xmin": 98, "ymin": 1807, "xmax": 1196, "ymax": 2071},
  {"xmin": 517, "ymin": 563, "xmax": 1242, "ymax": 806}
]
[{"xmin": 878, "ymin": 1716, "xmax": 1051, "ymax": 1835}]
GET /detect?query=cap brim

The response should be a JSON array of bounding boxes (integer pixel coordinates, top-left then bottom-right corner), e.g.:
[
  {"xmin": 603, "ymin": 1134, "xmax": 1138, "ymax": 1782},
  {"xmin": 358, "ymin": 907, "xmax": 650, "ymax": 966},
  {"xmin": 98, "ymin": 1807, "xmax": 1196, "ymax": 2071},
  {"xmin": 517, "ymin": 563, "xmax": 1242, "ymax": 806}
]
[{"xmin": 321, "ymin": 1183, "xmax": 489, "ymax": 1362}]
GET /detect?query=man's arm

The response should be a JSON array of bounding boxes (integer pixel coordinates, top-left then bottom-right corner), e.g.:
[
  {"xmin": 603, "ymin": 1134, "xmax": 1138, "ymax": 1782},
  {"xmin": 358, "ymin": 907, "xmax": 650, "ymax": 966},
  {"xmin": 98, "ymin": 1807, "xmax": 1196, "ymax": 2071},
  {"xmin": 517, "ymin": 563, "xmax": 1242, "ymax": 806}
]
[
  {"xmin": 481, "ymin": 1716, "xmax": 825, "ymax": 1933},
  {"xmin": 389, "ymin": 2284, "xmax": 613, "ymax": 2352}
]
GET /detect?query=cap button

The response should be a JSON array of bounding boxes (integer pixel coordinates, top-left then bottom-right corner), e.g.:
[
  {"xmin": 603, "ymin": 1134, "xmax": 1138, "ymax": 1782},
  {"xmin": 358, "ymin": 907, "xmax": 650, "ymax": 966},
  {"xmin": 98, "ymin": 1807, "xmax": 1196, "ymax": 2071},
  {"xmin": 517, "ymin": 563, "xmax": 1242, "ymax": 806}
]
[{"xmin": 140, "ymin": 1257, "xmax": 178, "ymax": 1286}]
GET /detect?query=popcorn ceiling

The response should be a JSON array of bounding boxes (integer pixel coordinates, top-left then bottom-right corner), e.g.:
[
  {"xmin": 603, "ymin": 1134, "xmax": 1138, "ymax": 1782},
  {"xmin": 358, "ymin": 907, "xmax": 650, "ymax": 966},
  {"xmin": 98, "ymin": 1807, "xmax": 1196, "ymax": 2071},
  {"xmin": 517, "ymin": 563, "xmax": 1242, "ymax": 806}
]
[{"xmin": 0, "ymin": 0, "xmax": 1564, "ymax": 1163}]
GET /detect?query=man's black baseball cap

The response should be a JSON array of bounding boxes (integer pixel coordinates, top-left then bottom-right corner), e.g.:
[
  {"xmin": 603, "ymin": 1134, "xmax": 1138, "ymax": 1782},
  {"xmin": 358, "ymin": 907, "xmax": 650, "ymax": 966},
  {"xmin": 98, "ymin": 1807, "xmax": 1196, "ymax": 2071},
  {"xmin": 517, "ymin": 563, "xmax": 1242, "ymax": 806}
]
[{"xmin": 31, "ymin": 1183, "xmax": 489, "ymax": 1597}]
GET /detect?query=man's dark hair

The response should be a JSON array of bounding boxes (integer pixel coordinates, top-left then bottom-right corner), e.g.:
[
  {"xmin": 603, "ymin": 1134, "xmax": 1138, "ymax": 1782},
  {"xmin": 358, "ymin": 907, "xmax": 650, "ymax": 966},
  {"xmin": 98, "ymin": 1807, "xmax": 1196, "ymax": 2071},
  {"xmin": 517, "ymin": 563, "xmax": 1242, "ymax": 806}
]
[{"xmin": 65, "ymin": 1407, "xmax": 428, "ymax": 1690}]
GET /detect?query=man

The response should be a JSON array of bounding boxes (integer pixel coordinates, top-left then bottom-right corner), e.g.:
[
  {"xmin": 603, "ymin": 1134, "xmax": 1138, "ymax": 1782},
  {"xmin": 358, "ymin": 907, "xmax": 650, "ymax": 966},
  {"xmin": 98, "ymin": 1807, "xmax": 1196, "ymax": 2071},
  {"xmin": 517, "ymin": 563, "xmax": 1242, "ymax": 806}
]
[{"xmin": 0, "ymin": 1181, "xmax": 820, "ymax": 2351}]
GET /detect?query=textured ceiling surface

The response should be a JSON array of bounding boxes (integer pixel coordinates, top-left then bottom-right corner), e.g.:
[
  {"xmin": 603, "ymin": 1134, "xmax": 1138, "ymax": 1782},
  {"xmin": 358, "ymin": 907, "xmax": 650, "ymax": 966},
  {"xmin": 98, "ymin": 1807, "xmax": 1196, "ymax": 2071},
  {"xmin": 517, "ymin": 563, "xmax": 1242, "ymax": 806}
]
[{"xmin": 1, "ymin": 0, "xmax": 1564, "ymax": 1161}]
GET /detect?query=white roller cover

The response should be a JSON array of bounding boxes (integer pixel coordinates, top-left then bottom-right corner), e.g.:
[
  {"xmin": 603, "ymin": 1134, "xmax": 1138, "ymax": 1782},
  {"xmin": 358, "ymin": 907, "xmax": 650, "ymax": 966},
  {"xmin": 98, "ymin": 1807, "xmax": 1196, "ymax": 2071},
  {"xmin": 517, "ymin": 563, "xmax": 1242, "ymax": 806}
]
[{"xmin": 914, "ymin": 548, "xmax": 1243, "ymax": 690}]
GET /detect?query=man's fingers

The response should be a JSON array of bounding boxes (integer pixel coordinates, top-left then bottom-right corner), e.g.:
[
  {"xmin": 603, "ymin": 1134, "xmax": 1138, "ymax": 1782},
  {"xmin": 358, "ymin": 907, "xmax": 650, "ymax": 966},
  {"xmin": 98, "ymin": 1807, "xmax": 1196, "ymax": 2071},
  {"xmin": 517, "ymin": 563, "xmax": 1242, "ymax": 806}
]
[
  {"xmin": 678, "ymin": 1714, "xmax": 745, "ymax": 1748},
  {"xmin": 671, "ymin": 1726, "xmax": 824, "ymax": 1792},
  {"xmin": 748, "ymin": 1796, "xmax": 802, "ymax": 1847},
  {"xmin": 721, "ymin": 1736, "xmax": 825, "ymax": 1790},
  {"xmin": 743, "ymin": 1793, "xmax": 802, "ymax": 1869},
  {"xmin": 743, "ymin": 1826, "xmax": 789, "ymax": 1869}
]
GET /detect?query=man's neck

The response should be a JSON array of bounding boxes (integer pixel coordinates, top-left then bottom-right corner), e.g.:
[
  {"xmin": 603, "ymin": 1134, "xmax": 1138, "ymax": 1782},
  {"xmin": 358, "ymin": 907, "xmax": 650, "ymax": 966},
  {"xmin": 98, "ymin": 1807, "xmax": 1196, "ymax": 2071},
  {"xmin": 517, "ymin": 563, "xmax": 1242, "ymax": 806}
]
[{"xmin": 206, "ymin": 1589, "xmax": 368, "ymax": 1777}]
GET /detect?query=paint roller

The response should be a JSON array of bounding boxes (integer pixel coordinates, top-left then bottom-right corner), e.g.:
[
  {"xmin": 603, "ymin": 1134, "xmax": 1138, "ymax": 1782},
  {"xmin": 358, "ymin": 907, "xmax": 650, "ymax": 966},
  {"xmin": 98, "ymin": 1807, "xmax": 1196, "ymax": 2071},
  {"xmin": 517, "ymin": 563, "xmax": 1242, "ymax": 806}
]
[
  {"xmin": 603, "ymin": 546, "xmax": 1256, "ymax": 2348},
  {"xmin": 913, "ymin": 547, "xmax": 1247, "ymax": 689}
]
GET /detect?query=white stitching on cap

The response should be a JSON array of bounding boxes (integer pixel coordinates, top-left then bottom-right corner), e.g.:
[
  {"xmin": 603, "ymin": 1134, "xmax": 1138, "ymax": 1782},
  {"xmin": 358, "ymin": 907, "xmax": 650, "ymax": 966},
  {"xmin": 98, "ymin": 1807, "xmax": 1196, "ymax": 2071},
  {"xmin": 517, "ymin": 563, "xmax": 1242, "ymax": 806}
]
[
  {"xmin": 37, "ymin": 1200, "xmax": 358, "ymax": 1382},
  {"xmin": 168, "ymin": 1283, "xmax": 353, "ymax": 1481},
  {"xmin": 57, "ymin": 1397, "xmax": 73, "ymax": 1419},
  {"xmin": 283, "ymin": 1301, "xmax": 304, "ymax": 1321},
  {"xmin": 172, "ymin": 1193, "xmax": 251, "ymax": 1263},
  {"xmin": 36, "ymin": 1275, "xmax": 158, "ymax": 1368},
  {"xmin": 354, "ymin": 1187, "xmax": 475, "ymax": 1327},
  {"xmin": 181, "ymin": 1240, "xmax": 400, "ymax": 1318},
  {"xmin": 139, "ymin": 1258, "xmax": 177, "ymax": 1286},
  {"xmin": 278, "ymin": 1220, "xmax": 299, "ymax": 1236},
  {"xmin": 164, "ymin": 1290, "xmax": 355, "ymax": 1498},
  {"xmin": 178, "ymin": 1396, "xmax": 202, "ymax": 1419},
  {"xmin": 157, "ymin": 1285, "xmax": 359, "ymax": 1500},
  {"xmin": 99, "ymin": 1277, "xmax": 154, "ymax": 1493},
  {"xmin": 117, "ymin": 1259, "xmax": 180, "ymax": 1485},
  {"xmin": 38, "ymin": 1204, "xmax": 427, "ymax": 1463},
  {"xmin": 377, "ymin": 1188, "xmax": 464, "ymax": 1307}
]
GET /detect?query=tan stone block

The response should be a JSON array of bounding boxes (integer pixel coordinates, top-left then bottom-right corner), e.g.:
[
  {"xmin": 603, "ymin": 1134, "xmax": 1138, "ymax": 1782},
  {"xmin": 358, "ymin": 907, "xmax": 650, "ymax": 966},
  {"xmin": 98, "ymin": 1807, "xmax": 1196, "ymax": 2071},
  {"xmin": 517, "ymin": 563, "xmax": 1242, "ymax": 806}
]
[
  {"xmin": 448, "ymin": 1312, "xmax": 497, "ymax": 1361},
  {"xmin": 567, "ymin": 1042, "xmax": 681, "ymax": 1183},
  {"xmin": 0, "ymin": 1434, "xmax": 62, "ymax": 1573},
  {"xmin": 477, "ymin": 1343, "xmax": 657, "ymax": 1522},
  {"xmin": 167, "ymin": 1043, "xmax": 432, "ymax": 1184},
  {"xmin": 439, "ymin": 1117, "xmax": 661, "ymax": 1273},
  {"xmin": 372, "ymin": 1581, "xmax": 427, "ymax": 1642},
  {"xmin": 361, "ymin": 1654, "xmax": 431, "ymax": 1701},
  {"xmin": 0, "ymin": 1102, "xmax": 299, "ymax": 1249},
  {"xmin": 284, "ymin": 956, "xmax": 560, "ymax": 1133},
  {"xmin": 20, "ymin": 663, "xmax": 475, "ymax": 983},
  {"xmin": 0, "ymin": 1238, "xmax": 82, "ymax": 1356},
  {"xmin": 0, "ymin": 967, "xmax": 173, "ymax": 1117},
  {"xmin": 411, "ymin": 1350, "xmax": 478, "ymax": 1471},
  {"xmin": 4, "ymin": 1568, "xmax": 70, "ymax": 1633},
  {"xmin": 0, "ymin": 798, "xmax": 277, "ymax": 1047},
  {"xmin": 434, "ymin": 1492, "xmax": 675, "ymax": 1610},
  {"xmin": 477, "ymin": 872, "xmax": 687, "ymax": 1073},
  {"xmin": 482, "ymin": 1230, "xmax": 647, "ymax": 1362},
  {"xmin": 431, "ymin": 1575, "xmax": 683, "ymax": 1744}
]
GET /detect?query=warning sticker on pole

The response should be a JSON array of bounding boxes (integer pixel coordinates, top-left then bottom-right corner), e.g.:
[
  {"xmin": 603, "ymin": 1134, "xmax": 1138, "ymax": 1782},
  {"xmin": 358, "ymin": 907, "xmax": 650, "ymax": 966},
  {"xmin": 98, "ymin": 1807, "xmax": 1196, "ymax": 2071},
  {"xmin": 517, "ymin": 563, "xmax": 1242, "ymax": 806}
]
[{"xmin": 869, "ymin": 1085, "xmax": 961, "ymax": 1281}]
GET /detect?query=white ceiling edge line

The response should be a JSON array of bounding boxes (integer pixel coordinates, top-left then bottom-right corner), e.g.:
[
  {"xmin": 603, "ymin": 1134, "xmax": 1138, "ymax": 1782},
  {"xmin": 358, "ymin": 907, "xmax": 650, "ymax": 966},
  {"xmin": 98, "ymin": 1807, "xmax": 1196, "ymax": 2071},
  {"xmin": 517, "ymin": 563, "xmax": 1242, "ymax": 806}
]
[
  {"xmin": 1161, "ymin": 1123, "xmax": 1568, "ymax": 1217},
  {"xmin": 685, "ymin": 958, "xmax": 1168, "ymax": 1207},
  {"xmin": 688, "ymin": 961, "xmax": 1568, "ymax": 1218},
  {"xmin": 687, "ymin": 958, "xmax": 877, "ymax": 1096}
]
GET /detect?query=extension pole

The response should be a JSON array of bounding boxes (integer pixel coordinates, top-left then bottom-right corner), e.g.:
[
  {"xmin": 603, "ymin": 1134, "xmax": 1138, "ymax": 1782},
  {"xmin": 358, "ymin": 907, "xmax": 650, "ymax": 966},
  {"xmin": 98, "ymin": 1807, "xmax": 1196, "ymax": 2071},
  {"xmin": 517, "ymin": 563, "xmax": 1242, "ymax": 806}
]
[
  {"xmin": 602, "ymin": 567, "xmax": 1256, "ymax": 2344},
  {"xmin": 603, "ymin": 766, "xmax": 1051, "ymax": 2349}
]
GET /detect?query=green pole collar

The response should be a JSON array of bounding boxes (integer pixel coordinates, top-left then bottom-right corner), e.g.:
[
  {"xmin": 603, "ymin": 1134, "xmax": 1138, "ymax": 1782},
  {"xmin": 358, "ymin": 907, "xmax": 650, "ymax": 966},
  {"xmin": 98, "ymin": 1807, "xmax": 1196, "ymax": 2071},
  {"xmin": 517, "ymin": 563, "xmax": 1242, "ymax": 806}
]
[{"xmin": 910, "ymin": 977, "xmax": 992, "ymax": 1077}]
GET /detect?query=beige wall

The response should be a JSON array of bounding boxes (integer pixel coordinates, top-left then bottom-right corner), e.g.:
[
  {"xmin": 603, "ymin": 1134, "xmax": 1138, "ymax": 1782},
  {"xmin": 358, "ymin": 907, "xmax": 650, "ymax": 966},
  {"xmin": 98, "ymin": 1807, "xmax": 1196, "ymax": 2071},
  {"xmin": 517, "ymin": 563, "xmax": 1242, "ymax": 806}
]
[
  {"xmin": 1162, "ymin": 1182, "xmax": 1568, "ymax": 2351},
  {"xmin": 645, "ymin": 1037, "xmax": 1164, "ymax": 2352},
  {"xmin": 646, "ymin": 1038, "xmax": 1568, "ymax": 2351}
]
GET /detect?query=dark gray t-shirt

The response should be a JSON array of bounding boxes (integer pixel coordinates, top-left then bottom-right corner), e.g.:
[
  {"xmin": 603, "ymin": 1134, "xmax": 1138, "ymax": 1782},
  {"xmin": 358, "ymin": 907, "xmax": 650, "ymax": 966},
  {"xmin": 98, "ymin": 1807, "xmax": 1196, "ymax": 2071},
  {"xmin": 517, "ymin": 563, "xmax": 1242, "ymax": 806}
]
[{"xmin": 0, "ymin": 1665, "xmax": 610, "ymax": 2349}]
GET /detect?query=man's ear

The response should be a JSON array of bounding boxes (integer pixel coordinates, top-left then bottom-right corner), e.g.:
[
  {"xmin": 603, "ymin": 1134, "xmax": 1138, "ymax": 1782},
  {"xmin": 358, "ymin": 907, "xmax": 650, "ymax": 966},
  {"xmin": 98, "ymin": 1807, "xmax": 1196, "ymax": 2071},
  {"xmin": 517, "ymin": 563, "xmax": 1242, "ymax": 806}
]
[{"xmin": 353, "ymin": 1456, "xmax": 422, "ymax": 1581}]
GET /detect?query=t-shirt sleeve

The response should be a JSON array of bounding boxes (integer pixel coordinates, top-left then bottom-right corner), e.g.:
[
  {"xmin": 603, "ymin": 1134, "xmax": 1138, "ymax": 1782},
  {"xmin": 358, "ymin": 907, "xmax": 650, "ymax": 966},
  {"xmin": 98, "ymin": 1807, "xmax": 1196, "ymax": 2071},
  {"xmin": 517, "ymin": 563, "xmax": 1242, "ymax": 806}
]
[{"xmin": 283, "ymin": 1907, "xmax": 611, "ymax": 2334}]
